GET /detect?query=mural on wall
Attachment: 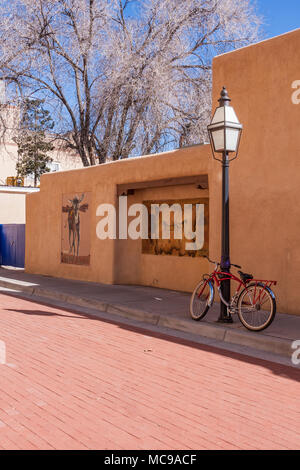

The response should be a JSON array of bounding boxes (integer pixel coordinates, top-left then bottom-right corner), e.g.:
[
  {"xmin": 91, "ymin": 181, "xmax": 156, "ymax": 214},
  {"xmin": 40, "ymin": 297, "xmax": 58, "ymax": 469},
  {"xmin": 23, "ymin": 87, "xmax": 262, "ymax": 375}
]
[
  {"xmin": 142, "ymin": 198, "xmax": 209, "ymax": 257},
  {"xmin": 61, "ymin": 192, "xmax": 91, "ymax": 265}
]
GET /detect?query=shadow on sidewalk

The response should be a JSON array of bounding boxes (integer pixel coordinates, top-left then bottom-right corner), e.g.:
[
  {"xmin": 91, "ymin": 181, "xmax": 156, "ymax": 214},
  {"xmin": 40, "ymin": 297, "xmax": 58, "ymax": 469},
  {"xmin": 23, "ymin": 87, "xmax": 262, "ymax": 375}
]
[
  {"xmin": 4, "ymin": 294, "xmax": 300, "ymax": 384},
  {"xmin": 5, "ymin": 308, "xmax": 87, "ymax": 319},
  {"xmin": 110, "ymin": 320, "xmax": 300, "ymax": 383}
]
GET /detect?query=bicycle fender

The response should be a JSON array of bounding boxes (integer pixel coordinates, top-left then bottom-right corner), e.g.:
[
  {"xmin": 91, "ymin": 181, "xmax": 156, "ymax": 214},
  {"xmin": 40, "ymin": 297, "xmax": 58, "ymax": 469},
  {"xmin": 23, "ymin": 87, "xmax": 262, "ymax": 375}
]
[
  {"xmin": 207, "ymin": 280, "xmax": 215, "ymax": 307},
  {"xmin": 248, "ymin": 282, "xmax": 276, "ymax": 300}
]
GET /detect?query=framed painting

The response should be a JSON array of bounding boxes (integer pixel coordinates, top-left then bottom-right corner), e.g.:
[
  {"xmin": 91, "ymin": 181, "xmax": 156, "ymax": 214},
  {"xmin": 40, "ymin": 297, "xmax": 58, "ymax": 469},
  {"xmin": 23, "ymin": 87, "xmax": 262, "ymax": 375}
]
[{"xmin": 61, "ymin": 192, "xmax": 91, "ymax": 265}]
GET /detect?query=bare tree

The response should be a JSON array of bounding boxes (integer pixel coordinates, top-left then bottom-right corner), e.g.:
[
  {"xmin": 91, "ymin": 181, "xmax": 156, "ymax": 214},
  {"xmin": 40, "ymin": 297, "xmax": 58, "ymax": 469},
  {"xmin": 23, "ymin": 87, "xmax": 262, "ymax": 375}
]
[{"xmin": 0, "ymin": 0, "xmax": 261, "ymax": 166}]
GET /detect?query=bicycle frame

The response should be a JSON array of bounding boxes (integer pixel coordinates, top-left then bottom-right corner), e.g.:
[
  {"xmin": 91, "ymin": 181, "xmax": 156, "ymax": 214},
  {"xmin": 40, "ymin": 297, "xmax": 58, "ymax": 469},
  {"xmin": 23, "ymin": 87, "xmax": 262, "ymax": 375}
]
[{"xmin": 200, "ymin": 268, "xmax": 277, "ymax": 308}]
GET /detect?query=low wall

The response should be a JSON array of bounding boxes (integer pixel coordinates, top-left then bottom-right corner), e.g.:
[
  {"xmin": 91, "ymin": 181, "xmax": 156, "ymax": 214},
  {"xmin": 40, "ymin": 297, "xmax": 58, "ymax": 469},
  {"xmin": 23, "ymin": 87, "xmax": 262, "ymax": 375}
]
[
  {"xmin": 0, "ymin": 187, "xmax": 39, "ymax": 224},
  {"xmin": 26, "ymin": 144, "xmax": 212, "ymax": 293}
]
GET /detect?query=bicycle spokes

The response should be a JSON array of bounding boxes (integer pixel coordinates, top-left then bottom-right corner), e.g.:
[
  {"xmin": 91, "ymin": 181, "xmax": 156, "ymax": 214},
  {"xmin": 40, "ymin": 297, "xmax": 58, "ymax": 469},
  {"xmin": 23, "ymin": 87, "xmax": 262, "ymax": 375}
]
[
  {"xmin": 189, "ymin": 259, "xmax": 277, "ymax": 331},
  {"xmin": 190, "ymin": 280, "xmax": 213, "ymax": 321},
  {"xmin": 197, "ymin": 284, "xmax": 209, "ymax": 301},
  {"xmin": 237, "ymin": 284, "xmax": 276, "ymax": 331}
]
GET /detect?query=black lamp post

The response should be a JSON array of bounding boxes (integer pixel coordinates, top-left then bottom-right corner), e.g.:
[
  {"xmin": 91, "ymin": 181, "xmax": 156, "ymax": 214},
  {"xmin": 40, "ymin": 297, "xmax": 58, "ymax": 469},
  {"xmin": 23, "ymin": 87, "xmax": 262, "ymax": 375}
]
[{"xmin": 207, "ymin": 87, "xmax": 243, "ymax": 323}]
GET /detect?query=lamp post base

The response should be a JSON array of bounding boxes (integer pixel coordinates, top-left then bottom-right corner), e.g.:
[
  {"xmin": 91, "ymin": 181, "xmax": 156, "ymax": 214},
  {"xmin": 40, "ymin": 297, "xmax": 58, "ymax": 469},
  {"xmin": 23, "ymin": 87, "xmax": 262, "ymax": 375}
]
[
  {"xmin": 217, "ymin": 295, "xmax": 233, "ymax": 323},
  {"xmin": 216, "ymin": 314, "xmax": 233, "ymax": 324}
]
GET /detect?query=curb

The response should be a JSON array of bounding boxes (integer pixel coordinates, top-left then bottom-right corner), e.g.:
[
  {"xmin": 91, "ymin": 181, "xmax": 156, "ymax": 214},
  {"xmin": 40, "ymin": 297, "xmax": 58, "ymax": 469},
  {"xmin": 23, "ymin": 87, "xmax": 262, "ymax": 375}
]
[{"xmin": 0, "ymin": 277, "xmax": 293, "ymax": 359}]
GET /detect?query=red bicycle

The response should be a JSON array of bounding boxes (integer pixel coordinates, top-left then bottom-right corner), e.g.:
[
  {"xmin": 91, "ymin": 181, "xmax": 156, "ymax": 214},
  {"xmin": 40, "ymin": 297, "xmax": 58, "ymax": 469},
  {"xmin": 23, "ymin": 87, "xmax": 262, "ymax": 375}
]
[{"xmin": 190, "ymin": 256, "xmax": 277, "ymax": 331}]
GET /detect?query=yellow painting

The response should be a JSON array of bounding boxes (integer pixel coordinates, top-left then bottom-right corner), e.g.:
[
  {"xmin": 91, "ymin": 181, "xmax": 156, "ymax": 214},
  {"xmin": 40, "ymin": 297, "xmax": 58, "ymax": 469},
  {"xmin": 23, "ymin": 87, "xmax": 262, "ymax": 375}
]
[{"xmin": 142, "ymin": 198, "xmax": 209, "ymax": 257}]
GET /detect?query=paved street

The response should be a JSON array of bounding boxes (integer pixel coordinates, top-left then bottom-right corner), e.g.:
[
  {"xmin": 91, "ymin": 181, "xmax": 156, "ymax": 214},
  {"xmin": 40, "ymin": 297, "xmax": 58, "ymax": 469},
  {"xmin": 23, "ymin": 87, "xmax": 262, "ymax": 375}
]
[
  {"xmin": 0, "ymin": 267, "xmax": 299, "ymax": 359},
  {"xmin": 0, "ymin": 292, "xmax": 299, "ymax": 450}
]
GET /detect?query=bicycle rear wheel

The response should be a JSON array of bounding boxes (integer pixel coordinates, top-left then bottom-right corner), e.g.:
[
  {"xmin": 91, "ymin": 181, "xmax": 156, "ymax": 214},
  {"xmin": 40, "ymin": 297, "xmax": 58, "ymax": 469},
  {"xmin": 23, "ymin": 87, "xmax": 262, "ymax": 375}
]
[
  {"xmin": 237, "ymin": 282, "xmax": 276, "ymax": 331},
  {"xmin": 190, "ymin": 279, "xmax": 214, "ymax": 321}
]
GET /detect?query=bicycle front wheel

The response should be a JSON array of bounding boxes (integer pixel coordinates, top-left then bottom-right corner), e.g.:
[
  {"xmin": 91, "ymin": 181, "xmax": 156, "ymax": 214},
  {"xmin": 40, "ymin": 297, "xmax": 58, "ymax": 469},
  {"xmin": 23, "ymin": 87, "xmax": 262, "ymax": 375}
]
[
  {"xmin": 237, "ymin": 282, "xmax": 276, "ymax": 331},
  {"xmin": 190, "ymin": 279, "xmax": 214, "ymax": 321}
]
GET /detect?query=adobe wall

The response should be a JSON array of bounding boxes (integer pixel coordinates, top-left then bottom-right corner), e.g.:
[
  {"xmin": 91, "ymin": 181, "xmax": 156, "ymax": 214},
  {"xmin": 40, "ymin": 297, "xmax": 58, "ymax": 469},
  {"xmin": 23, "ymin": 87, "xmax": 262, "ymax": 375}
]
[
  {"xmin": 26, "ymin": 144, "xmax": 212, "ymax": 293},
  {"xmin": 0, "ymin": 191, "xmax": 26, "ymax": 224},
  {"xmin": 210, "ymin": 29, "xmax": 300, "ymax": 315},
  {"xmin": 0, "ymin": 188, "xmax": 39, "ymax": 224},
  {"xmin": 115, "ymin": 182, "xmax": 209, "ymax": 291}
]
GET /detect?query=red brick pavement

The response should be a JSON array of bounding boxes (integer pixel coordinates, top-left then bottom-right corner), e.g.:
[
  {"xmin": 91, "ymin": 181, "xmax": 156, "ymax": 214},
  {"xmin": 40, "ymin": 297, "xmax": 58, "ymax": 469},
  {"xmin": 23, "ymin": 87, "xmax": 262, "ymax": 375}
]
[{"xmin": 0, "ymin": 292, "xmax": 299, "ymax": 450}]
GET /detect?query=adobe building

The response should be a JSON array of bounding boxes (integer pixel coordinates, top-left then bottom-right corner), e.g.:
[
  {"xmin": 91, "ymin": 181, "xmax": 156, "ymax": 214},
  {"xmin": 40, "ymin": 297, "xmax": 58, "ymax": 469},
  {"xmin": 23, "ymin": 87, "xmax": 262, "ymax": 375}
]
[{"xmin": 25, "ymin": 29, "xmax": 300, "ymax": 316}]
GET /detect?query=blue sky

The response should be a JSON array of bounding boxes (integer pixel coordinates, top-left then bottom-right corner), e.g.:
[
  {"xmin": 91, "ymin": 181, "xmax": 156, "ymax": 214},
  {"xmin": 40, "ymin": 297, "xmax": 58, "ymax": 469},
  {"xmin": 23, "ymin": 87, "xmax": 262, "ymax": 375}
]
[{"xmin": 257, "ymin": 0, "xmax": 300, "ymax": 39}]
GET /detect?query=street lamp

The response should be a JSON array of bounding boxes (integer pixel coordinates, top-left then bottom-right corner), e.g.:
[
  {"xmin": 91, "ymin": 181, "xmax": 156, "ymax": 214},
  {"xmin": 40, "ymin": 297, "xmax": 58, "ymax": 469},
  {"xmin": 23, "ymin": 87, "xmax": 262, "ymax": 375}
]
[{"xmin": 207, "ymin": 87, "xmax": 243, "ymax": 323}]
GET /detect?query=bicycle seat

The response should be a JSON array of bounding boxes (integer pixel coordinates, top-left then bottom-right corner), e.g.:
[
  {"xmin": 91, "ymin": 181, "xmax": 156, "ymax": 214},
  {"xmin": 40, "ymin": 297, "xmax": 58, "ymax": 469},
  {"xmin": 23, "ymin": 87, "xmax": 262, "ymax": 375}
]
[{"xmin": 238, "ymin": 270, "xmax": 253, "ymax": 283}]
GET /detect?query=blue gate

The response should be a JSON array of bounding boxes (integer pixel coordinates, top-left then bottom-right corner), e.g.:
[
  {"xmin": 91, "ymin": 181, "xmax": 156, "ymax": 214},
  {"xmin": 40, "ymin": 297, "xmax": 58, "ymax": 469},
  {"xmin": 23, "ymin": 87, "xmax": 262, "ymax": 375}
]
[{"xmin": 0, "ymin": 224, "xmax": 25, "ymax": 268}]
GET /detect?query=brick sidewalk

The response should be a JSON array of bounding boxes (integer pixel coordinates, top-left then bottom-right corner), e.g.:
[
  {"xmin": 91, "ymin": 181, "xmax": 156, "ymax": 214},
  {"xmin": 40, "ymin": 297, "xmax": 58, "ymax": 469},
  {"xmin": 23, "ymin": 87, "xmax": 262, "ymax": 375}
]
[
  {"xmin": 0, "ymin": 267, "xmax": 299, "ymax": 359},
  {"xmin": 0, "ymin": 293, "xmax": 299, "ymax": 450}
]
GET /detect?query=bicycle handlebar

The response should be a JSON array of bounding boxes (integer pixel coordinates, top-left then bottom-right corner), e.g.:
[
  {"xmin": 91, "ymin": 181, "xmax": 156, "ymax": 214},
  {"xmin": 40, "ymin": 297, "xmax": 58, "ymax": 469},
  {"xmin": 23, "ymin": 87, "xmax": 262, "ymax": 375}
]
[
  {"xmin": 202, "ymin": 255, "xmax": 241, "ymax": 269},
  {"xmin": 202, "ymin": 255, "xmax": 219, "ymax": 265}
]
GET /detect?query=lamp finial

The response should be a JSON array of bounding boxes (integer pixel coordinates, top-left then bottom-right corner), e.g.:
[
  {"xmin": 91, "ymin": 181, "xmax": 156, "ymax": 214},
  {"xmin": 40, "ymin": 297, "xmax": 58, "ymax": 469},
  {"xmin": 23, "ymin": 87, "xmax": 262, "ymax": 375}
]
[{"xmin": 218, "ymin": 87, "xmax": 231, "ymax": 107}]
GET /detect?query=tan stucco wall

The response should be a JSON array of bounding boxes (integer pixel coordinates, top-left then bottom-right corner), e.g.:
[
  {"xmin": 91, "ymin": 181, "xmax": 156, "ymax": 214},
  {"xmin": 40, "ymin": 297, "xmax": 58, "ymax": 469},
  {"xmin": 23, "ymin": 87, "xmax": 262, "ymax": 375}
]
[
  {"xmin": 26, "ymin": 28, "xmax": 300, "ymax": 315},
  {"xmin": 115, "ymin": 183, "xmax": 209, "ymax": 291},
  {"xmin": 26, "ymin": 144, "xmax": 212, "ymax": 291},
  {"xmin": 210, "ymin": 29, "xmax": 300, "ymax": 315},
  {"xmin": 0, "ymin": 191, "xmax": 26, "ymax": 224}
]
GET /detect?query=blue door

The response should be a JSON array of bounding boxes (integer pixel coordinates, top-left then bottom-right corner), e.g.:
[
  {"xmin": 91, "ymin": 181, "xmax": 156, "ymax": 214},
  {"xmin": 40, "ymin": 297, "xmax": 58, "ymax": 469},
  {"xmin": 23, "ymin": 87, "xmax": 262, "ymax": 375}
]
[{"xmin": 0, "ymin": 224, "xmax": 25, "ymax": 268}]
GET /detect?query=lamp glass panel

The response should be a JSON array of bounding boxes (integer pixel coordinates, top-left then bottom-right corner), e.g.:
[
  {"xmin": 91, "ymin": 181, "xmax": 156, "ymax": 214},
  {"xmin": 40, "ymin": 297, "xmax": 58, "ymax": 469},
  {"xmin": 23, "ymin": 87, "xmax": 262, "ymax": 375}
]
[
  {"xmin": 225, "ymin": 128, "xmax": 240, "ymax": 152},
  {"xmin": 211, "ymin": 129, "xmax": 225, "ymax": 152},
  {"xmin": 211, "ymin": 106, "xmax": 225, "ymax": 124},
  {"xmin": 224, "ymin": 106, "xmax": 240, "ymax": 124}
]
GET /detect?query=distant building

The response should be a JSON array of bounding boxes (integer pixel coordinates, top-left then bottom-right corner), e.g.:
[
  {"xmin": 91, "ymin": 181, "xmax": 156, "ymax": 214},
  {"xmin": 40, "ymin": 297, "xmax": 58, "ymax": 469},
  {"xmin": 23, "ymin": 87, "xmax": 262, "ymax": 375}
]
[
  {"xmin": 0, "ymin": 84, "xmax": 83, "ymax": 187},
  {"xmin": 0, "ymin": 137, "xmax": 83, "ymax": 187}
]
